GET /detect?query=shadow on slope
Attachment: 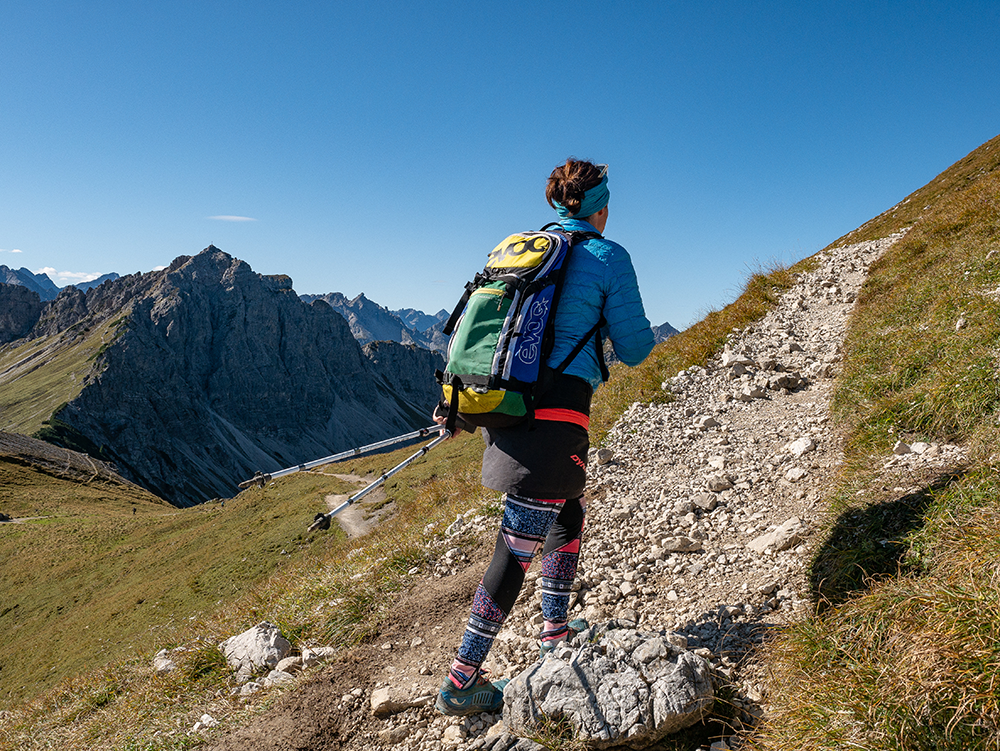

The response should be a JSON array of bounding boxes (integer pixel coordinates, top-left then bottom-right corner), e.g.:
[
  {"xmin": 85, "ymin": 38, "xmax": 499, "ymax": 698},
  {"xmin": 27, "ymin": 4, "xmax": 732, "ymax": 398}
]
[{"xmin": 808, "ymin": 472, "xmax": 964, "ymax": 608}]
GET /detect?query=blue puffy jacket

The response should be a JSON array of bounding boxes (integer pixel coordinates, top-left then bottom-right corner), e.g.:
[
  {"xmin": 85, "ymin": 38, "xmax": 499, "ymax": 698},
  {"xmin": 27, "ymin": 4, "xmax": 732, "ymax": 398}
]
[{"xmin": 548, "ymin": 218, "xmax": 655, "ymax": 388}]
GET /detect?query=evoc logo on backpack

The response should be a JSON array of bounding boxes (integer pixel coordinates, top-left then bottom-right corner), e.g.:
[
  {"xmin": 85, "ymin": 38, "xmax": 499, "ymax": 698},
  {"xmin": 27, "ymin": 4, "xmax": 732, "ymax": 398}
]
[
  {"xmin": 515, "ymin": 298, "xmax": 550, "ymax": 366},
  {"xmin": 436, "ymin": 226, "xmax": 604, "ymax": 429},
  {"xmin": 487, "ymin": 235, "xmax": 551, "ymax": 269}
]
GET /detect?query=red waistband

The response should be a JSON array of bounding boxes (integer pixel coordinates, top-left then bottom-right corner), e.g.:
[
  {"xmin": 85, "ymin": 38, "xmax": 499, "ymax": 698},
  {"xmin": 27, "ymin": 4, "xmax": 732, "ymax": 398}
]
[{"xmin": 534, "ymin": 408, "xmax": 590, "ymax": 430}]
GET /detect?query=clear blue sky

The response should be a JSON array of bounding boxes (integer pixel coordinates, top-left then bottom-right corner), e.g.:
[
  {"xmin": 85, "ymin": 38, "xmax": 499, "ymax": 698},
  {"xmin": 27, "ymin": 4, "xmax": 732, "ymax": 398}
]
[{"xmin": 2, "ymin": 1, "xmax": 998, "ymax": 330}]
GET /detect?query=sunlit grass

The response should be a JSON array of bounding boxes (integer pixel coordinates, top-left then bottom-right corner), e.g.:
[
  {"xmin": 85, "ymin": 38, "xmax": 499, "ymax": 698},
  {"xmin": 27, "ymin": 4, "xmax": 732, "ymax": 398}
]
[{"xmin": 0, "ymin": 316, "xmax": 125, "ymax": 434}]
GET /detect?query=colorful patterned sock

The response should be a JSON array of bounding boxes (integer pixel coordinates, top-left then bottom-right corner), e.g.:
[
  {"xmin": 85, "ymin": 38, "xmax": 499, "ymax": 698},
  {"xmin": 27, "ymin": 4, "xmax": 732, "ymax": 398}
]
[{"xmin": 540, "ymin": 620, "xmax": 570, "ymax": 644}]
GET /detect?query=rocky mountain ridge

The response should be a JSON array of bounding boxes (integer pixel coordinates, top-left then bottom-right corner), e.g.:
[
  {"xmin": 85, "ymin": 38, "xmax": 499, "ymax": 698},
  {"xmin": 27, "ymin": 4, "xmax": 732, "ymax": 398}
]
[
  {"xmin": 300, "ymin": 292, "xmax": 449, "ymax": 353},
  {"xmin": 302, "ymin": 291, "xmax": 678, "ymax": 357},
  {"xmin": 653, "ymin": 321, "xmax": 680, "ymax": 341},
  {"xmin": 0, "ymin": 264, "xmax": 61, "ymax": 300},
  {"xmin": 0, "ymin": 283, "xmax": 44, "ymax": 343},
  {"xmin": 0, "ymin": 247, "xmax": 443, "ymax": 506},
  {"xmin": 391, "ymin": 307, "xmax": 449, "ymax": 333}
]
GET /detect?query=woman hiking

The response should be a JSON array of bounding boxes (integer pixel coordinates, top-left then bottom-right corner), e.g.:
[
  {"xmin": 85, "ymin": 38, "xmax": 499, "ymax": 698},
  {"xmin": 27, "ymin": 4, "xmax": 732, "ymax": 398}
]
[{"xmin": 434, "ymin": 158, "xmax": 656, "ymax": 716}]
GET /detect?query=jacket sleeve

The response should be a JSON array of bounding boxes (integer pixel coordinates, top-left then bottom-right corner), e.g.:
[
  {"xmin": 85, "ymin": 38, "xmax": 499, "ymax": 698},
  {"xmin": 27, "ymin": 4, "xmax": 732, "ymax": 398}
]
[{"xmin": 602, "ymin": 244, "xmax": 655, "ymax": 367}]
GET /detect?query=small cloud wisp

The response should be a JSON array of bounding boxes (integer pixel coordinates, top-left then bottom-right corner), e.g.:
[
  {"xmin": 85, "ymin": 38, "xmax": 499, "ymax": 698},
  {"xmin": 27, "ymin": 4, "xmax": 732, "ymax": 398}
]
[{"xmin": 34, "ymin": 267, "xmax": 105, "ymax": 284}]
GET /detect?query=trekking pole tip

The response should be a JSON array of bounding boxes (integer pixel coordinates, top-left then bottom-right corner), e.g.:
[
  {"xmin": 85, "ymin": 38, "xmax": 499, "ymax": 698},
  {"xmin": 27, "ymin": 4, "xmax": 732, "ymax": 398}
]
[
  {"xmin": 308, "ymin": 512, "xmax": 332, "ymax": 532},
  {"xmin": 238, "ymin": 472, "xmax": 269, "ymax": 490}
]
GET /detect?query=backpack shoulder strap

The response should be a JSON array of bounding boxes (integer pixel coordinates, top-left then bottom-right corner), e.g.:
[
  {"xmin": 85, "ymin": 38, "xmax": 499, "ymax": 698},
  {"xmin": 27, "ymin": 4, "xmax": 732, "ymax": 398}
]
[
  {"xmin": 543, "ymin": 225, "xmax": 610, "ymax": 382},
  {"xmin": 540, "ymin": 222, "xmax": 603, "ymax": 243},
  {"xmin": 552, "ymin": 314, "xmax": 609, "ymax": 379}
]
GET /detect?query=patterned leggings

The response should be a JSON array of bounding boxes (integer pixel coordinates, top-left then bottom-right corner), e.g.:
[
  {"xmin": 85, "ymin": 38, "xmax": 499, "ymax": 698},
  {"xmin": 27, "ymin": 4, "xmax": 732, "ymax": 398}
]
[{"xmin": 450, "ymin": 493, "xmax": 585, "ymax": 688}]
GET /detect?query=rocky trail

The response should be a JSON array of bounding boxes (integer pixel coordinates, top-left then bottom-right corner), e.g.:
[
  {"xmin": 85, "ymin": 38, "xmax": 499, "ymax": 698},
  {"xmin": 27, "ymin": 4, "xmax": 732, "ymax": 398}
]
[{"xmin": 204, "ymin": 232, "xmax": 967, "ymax": 751}]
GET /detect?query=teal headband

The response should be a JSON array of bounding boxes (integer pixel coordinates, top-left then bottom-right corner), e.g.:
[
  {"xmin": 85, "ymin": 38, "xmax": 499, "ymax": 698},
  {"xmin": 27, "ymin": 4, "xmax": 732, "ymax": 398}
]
[{"xmin": 552, "ymin": 173, "xmax": 610, "ymax": 219}]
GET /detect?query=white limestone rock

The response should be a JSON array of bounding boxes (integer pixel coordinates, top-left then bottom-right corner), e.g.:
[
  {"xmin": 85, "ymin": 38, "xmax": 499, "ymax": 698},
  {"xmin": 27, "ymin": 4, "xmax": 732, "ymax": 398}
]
[
  {"xmin": 785, "ymin": 437, "xmax": 817, "ymax": 457},
  {"xmin": 504, "ymin": 625, "xmax": 714, "ymax": 749},
  {"xmin": 219, "ymin": 621, "xmax": 291, "ymax": 681},
  {"xmin": 748, "ymin": 517, "xmax": 809, "ymax": 553}
]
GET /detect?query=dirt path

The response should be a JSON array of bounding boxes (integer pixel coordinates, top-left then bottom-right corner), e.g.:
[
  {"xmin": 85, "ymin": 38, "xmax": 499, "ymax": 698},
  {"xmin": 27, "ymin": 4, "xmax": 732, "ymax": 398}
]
[
  {"xmin": 0, "ymin": 516, "xmax": 47, "ymax": 523},
  {"xmin": 320, "ymin": 473, "xmax": 395, "ymax": 539}
]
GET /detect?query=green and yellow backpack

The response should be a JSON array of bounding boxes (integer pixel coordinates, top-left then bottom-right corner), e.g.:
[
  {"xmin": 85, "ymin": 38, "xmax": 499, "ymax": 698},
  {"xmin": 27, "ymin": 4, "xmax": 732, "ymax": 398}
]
[{"xmin": 436, "ymin": 224, "xmax": 607, "ymax": 432}]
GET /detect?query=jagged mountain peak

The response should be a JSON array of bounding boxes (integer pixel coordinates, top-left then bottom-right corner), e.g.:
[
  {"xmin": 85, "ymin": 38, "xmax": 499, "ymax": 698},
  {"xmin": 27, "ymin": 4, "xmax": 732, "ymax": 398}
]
[{"xmin": 1, "ymin": 246, "xmax": 444, "ymax": 507}]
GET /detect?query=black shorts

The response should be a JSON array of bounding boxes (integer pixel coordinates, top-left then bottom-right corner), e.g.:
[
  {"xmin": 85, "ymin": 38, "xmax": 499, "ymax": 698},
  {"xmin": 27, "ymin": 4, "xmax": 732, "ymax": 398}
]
[{"xmin": 481, "ymin": 418, "xmax": 589, "ymax": 499}]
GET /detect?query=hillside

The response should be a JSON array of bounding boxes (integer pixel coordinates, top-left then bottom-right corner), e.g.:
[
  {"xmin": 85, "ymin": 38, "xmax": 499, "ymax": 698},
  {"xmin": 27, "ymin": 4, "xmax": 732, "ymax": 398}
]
[
  {"xmin": 0, "ymin": 248, "xmax": 444, "ymax": 506},
  {"xmin": 0, "ymin": 431, "xmax": 361, "ymax": 708},
  {"xmin": 1, "ymin": 133, "xmax": 998, "ymax": 751}
]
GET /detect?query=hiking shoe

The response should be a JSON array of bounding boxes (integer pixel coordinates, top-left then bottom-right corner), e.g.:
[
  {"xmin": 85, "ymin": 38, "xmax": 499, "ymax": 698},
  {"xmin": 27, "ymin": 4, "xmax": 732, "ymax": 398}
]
[
  {"xmin": 435, "ymin": 673, "xmax": 509, "ymax": 716},
  {"xmin": 539, "ymin": 618, "xmax": 589, "ymax": 657}
]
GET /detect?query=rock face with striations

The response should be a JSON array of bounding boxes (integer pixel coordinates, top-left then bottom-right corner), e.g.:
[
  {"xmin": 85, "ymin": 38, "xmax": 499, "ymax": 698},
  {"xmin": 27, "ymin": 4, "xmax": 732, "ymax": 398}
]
[
  {"xmin": 28, "ymin": 247, "xmax": 444, "ymax": 506},
  {"xmin": 362, "ymin": 340, "xmax": 444, "ymax": 411},
  {"xmin": 0, "ymin": 283, "xmax": 44, "ymax": 344}
]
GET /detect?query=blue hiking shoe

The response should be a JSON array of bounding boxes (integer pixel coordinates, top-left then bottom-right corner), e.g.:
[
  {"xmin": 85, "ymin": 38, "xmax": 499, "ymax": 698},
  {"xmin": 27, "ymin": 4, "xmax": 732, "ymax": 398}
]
[
  {"xmin": 539, "ymin": 618, "xmax": 590, "ymax": 657},
  {"xmin": 435, "ymin": 673, "xmax": 509, "ymax": 716}
]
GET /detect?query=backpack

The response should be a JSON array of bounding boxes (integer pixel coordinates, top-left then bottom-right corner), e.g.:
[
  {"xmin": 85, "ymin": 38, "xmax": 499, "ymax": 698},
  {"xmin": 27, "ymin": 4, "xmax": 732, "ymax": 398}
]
[{"xmin": 436, "ymin": 224, "xmax": 609, "ymax": 432}]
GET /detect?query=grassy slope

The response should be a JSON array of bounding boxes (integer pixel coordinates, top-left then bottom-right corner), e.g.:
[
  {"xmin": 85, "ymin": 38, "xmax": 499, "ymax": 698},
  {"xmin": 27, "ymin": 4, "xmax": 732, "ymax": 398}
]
[
  {"xmin": 749, "ymin": 135, "xmax": 1000, "ymax": 750},
  {"xmin": 0, "ymin": 430, "xmax": 489, "ymax": 749},
  {"xmin": 0, "ymin": 316, "xmax": 124, "ymax": 436},
  {"xmin": 0, "ymin": 457, "xmax": 355, "ymax": 708}
]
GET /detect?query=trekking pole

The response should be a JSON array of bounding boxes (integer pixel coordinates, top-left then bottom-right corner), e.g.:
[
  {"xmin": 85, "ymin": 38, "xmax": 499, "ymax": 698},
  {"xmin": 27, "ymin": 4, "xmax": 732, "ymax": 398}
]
[
  {"xmin": 307, "ymin": 428, "xmax": 452, "ymax": 532},
  {"xmin": 237, "ymin": 425, "xmax": 441, "ymax": 490}
]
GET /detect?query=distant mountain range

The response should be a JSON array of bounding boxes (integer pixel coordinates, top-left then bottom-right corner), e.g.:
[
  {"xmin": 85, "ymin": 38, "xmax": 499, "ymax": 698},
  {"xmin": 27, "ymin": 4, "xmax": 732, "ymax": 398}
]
[
  {"xmin": 299, "ymin": 292, "xmax": 450, "ymax": 353},
  {"xmin": 3, "ymin": 264, "xmax": 677, "ymax": 355},
  {"xmin": 300, "ymin": 293, "xmax": 678, "ymax": 354},
  {"xmin": 392, "ymin": 307, "xmax": 449, "ymax": 333},
  {"xmin": 0, "ymin": 265, "xmax": 119, "ymax": 301},
  {"xmin": 653, "ymin": 321, "xmax": 680, "ymax": 341}
]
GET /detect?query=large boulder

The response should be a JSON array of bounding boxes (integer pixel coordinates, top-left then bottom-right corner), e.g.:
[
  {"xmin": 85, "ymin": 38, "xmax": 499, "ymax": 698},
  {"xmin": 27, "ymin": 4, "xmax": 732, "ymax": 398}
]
[
  {"xmin": 503, "ymin": 624, "xmax": 714, "ymax": 749},
  {"xmin": 219, "ymin": 621, "xmax": 291, "ymax": 682}
]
